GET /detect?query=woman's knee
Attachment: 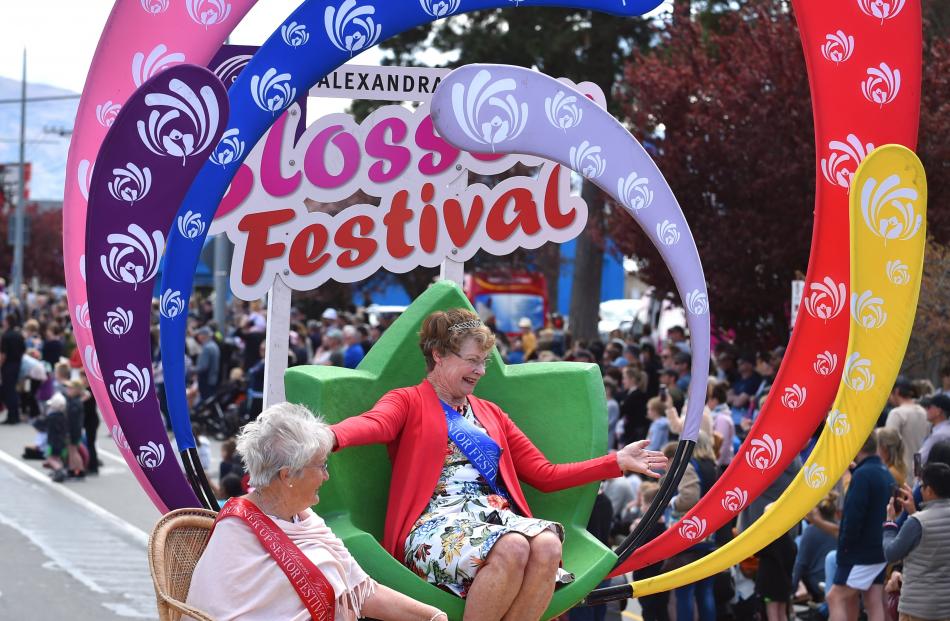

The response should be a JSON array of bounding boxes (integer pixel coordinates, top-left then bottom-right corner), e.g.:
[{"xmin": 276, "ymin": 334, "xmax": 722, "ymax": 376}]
[
  {"xmin": 529, "ymin": 531, "xmax": 562, "ymax": 566},
  {"xmin": 488, "ymin": 534, "xmax": 530, "ymax": 571}
]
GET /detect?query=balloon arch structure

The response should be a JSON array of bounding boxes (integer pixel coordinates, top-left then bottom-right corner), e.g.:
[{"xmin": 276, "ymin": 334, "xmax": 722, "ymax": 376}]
[{"xmin": 66, "ymin": 0, "xmax": 926, "ymax": 615}]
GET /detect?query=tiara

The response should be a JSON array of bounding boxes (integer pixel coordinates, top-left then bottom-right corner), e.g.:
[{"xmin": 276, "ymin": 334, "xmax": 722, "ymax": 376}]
[{"xmin": 448, "ymin": 319, "xmax": 482, "ymax": 332}]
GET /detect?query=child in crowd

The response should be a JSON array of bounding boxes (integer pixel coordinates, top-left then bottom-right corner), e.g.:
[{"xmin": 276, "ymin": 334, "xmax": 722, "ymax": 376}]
[
  {"xmin": 43, "ymin": 392, "xmax": 69, "ymax": 482},
  {"xmin": 645, "ymin": 397, "xmax": 670, "ymax": 452},
  {"xmin": 634, "ymin": 482, "xmax": 670, "ymax": 621},
  {"xmin": 65, "ymin": 380, "xmax": 86, "ymax": 478},
  {"xmin": 756, "ymin": 502, "xmax": 797, "ymax": 621}
]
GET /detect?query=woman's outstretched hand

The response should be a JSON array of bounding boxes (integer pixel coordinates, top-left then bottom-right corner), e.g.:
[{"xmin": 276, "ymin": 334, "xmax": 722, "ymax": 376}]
[{"xmin": 617, "ymin": 440, "xmax": 668, "ymax": 479}]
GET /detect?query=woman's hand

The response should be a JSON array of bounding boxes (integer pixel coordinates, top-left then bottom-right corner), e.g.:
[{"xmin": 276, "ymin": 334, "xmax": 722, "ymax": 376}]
[{"xmin": 617, "ymin": 440, "xmax": 668, "ymax": 478}]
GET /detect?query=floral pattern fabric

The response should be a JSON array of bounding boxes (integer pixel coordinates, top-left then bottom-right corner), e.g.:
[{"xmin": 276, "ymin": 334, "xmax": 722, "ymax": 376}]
[{"xmin": 403, "ymin": 403, "xmax": 569, "ymax": 597}]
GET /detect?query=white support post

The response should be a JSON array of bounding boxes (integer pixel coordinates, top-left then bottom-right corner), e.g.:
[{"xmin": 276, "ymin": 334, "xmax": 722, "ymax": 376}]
[
  {"xmin": 439, "ymin": 170, "xmax": 469, "ymax": 286},
  {"xmin": 263, "ymin": 276, "xmax": 292, "ymax": 409}
]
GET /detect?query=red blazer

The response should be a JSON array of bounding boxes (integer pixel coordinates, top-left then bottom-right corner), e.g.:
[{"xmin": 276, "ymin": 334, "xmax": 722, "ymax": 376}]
[{"xmin": 331, "ymin": 380, "xmax": 621, "ymax": 559}]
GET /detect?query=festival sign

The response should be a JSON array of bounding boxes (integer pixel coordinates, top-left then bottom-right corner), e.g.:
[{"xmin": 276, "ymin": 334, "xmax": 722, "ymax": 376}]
[{"xmin": 216, "ymin": 92, "xmax": 595, "ymax": 300}]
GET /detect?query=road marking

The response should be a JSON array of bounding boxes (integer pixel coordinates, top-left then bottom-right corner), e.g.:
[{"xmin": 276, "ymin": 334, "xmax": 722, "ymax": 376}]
[
  {"xmin": 0, "ymin": 449, "xmax": 158, "ymax": 618},
  {"xmin": 0, "ymin": 448, "xmax": 148, "ymax": 545},
  {"xmin": 98, "ymin": 447, "xmax": 131, "ymax": 466}
]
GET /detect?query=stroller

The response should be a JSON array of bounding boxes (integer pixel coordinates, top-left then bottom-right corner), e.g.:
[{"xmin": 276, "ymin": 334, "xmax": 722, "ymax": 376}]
[{"xmin": 191, "ymin": 378, "xmax": 249, "ymax": 440}]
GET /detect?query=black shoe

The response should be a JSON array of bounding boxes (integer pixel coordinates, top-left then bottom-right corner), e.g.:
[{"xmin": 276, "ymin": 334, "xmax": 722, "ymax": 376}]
[
  {"xmin": 52, "ymin": 469, "xmax": 67, "ymax": 483},
  {"xmin": 22, "ymin": 447, "xmax": 44, "ymax": 460}
]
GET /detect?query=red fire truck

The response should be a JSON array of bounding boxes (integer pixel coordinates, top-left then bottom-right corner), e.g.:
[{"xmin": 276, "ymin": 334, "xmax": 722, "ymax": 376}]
[{"xmin": 464, "ymin": 271, "xmax": 548, "ymax": 336}]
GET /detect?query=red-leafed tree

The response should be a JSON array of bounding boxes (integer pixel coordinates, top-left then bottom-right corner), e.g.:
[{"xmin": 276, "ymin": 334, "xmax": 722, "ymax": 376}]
[
  {"xmin": 611, "ymin": 0, "xmax": 950, "ymax": 347},
  {"xmin": 0, "ymin": 203, "xmax": 65, "ymax": 285}
]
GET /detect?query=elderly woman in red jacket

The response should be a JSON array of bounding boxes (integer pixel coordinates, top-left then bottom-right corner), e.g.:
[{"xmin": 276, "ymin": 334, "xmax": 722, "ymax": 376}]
[{"xmin": 331, "ymin": 308, "xmax": 667, "ymax": 621}]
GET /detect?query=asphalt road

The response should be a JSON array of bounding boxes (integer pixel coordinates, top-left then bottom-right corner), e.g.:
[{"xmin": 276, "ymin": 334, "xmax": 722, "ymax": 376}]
[{"xmin": 0, "ymin": 422, "xmax": 641, "ymax": 620}]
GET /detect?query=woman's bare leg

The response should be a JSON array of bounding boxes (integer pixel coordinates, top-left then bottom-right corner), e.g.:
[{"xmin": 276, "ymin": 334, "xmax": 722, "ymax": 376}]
[
  {"xmin": 502, "ymin": 531, "xmax": 562, "ymax": 621},
  {"xmin": 463, "ymin": 534, "xmax": 530, "ymax": 621}
]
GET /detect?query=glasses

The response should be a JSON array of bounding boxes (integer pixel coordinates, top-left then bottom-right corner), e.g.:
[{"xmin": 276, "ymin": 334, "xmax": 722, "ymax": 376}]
[
  {"xmin": 452, "ymin": 352, "xmax": 491, "ymax": 371},
  {"xmin": 302, "ymin": 461, "xmax": 329, "ymax": 475}
]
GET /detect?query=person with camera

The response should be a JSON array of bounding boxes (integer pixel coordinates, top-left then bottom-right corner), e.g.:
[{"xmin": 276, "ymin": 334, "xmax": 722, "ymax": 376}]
[{"xmin": 883, "ymin": 461, "xmax": 950, "ymax": 621}]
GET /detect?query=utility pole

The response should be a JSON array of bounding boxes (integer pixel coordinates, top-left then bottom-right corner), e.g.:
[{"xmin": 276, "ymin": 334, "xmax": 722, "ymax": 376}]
[
  {"xmin": 11, "ymin": 49, "xmax": 27, "ymax": 298},
  {"xmin": 213, "ymin": 38, "xmax": 231, "ymax": 330}
]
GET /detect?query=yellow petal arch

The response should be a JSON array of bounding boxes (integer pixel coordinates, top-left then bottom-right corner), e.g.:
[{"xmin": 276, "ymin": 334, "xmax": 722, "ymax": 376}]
[{"xmin": 631, "ymin": 144, "xmax": 927, "ymax": 596}]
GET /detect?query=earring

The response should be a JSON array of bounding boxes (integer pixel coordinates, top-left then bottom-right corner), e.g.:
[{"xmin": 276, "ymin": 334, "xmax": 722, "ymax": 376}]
[{"xmin": 289, "ymin": 484, "xmax": 293, "ymax": 488}]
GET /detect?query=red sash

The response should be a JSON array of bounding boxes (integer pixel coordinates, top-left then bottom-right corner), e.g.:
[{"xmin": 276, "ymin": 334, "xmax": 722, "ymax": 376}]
[{"xmin": 214, "ymin": 497, "xmax": 336, "ymax": 621}]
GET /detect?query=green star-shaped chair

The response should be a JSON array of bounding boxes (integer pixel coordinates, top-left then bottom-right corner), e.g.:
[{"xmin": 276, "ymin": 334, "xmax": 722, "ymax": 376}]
[{"xmin": 285, "ymin": 281, "xmax": 617, "ymax": 620}]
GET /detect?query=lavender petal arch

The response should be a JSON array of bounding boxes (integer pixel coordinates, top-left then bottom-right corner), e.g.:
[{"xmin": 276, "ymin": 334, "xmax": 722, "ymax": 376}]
[
  {"xmin": 431, "ymin": 64, "xmax": 711, "ymax": 442},
  {"xmin": 86, "ymin": 65, "xmax": 229, "ymax": 509}
]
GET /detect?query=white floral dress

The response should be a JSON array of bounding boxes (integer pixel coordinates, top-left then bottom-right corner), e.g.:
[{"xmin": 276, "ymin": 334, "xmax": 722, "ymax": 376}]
[{"xmin": 403, "ymin": 403, "xmax": 571, "ymax": 597}]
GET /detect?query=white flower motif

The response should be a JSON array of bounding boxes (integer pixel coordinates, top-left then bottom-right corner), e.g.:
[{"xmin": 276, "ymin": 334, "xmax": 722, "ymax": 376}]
[
  {"xmin": 209, "ymin": 128, "xmax": 245, "ymax": 166},
  {"xmin": 185, "ymin": 0, "xmax": 232, "ymax": 28},
  {"xmin": 281, "ymin": 21, "xmax": 310, "ymax": 48},
  {"xmin": 137, "ymin": 441, "xmax": 166, "ymax": 469},
  {"xmin": 96, "ymin": 101, "xmax": 121, "ymax": 127},
  {"xmin": 544, "ymin": 90, "xmax": 583, "ymax": 131},
  {"xmin": 861, "ymin": 63, "xmax": 901, "ymax": 107},
  {"xmin": 569, "ymin": 141, "xmax": 607, "ymax": 179},
  {"xmin": 250, "ymin": 67, "xmax": 298, "ymax": 114},
  {"xmin": 137, "ymin": 78, "xmax": 221, "ymax": 166},
  {"xmin": 74, "ymin": 302, "xmax": 91, "ymax": 330},
  {"xmin": 803, "ymin": 277, "xmax": 847, "ymax": 322},
  {"xmin": 84, "ymin": 345, "xmax": 102, "ymax": 382},
  {"xmin": 813, "ymin": 350, "xmax": 839, "ymax": 376},
  {"xmin": 745, "ymin": 434, "xmax": 783, "ymax": 472},
  {"xmin": 324, "ymin": 0, "xmax": 382, "ymax": 55},
  {"xmin": 886, "ymin": 259, "xmax": 910, "ymax": 285},
  {"xmin": 821, "ymin": 30, "xmax": 855, "ymax": 64},
  {"xmin": 177, "ymin": 210, "xmax": 207, "ymax": 240},
  {"xmin": 99, "ymin": 224, "xmax": 164, "ymax": 290},
  {"xmin": 820, "ymin": 134, "xmax": 874, "ymax": 190},
  {"xmin": 860, "ymin": 174, "xmax": 922, "ymax": 243},
  {"xmin": 851, "ymin": 290, "xmax": 888, "ymax": 329},
  {"xmin": 827, "ymin": 409, "xmax": 851, "ymax": 436},
  {"xmin": 420, "ymin": 0, "xmax": 461, "ymax": 17},
  {"xmin": 617, "ymin": 171, "xmax": 653, "ymax": 212},
  {"xmin": 450, "ymin": 69, "xmax": 528, "ymax": 151},
  {"xmin": 107, "ymin": 162, "xmax": 152, "ymax": 205},
  {"xmin": 678, "ymin": 516, "xmax": 707, "ymax": 541},
  {"xmin": 803, "ymin": 463, "xmax": 828, "ymax": 489},
  {"xmin": 721, "ymin": 487, "xmax": 749, "ymax": 513},
  {"xmin": 685, "ymin": 289, "xmax": 709, "ymax": 316},
  {"xmin": 843, "ymin": 352, "xmax": 875, "ymax": 392},
  {"xmin": 104, "ymin": 307, "xmax": 134, "ymax": 336},
  {"xmin": 857, "ymin": 0, "xmax": 906, "ymax": 23},
  {"xmin": 131, "ymin": 44, "xmax": 185, "ymax": 88},
  {"xmin": 160, "ymin": 289, "xmax": 186, "ymax": 319},
  {"xmin": 781, "ymin": 384, "xmax": 807, "ymax": 409},
  {"xmin": 140, "ymin": 0, "xmax": 170, "ymax": 13},
  {"xmin": 111, "ymin": 424, "xmax": 130, "ymax": 451},
  {"xmin": 656, "ymin": 220, "xmax": 680, "ymax": 246},
  {"xmin": 110, "ymin": 363, "xmax": 151, "ymax": 406},
  {"xmin": 78, "ymin": 160, "xmax": 93, "ymax": 201},
  {"xmin": 79, "ymin": 255, "xmax": 86, "ymax": 283}
]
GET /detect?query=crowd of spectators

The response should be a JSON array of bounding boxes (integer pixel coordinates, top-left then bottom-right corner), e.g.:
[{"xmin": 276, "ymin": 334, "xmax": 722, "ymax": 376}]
[{"xmin": 3, "ymin": 276, "xmax": 950, "ymax": 620}]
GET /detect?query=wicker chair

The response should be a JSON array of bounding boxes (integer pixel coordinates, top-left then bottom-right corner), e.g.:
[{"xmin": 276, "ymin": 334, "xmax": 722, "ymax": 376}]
[{"xmin": 147, "ymin": 508, "xmax": 218, "ymax": 621}]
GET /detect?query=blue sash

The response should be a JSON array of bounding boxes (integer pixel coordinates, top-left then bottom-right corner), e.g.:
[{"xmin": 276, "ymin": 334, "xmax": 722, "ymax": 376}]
[{"xmin": 440, "ymin": 400, "xmax": 506, "ymax": 497}]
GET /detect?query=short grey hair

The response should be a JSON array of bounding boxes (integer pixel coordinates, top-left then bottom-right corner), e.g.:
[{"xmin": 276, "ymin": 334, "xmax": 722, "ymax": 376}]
[{"xmin": 236, "ymin": 402, "xmax": 334, "ymax": 488}]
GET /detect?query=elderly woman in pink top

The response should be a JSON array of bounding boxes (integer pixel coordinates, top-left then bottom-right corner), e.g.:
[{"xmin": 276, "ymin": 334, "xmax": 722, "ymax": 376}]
[{"xmin": 186, "ymin": 403, "xmax": 445, "ymax": 621}]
